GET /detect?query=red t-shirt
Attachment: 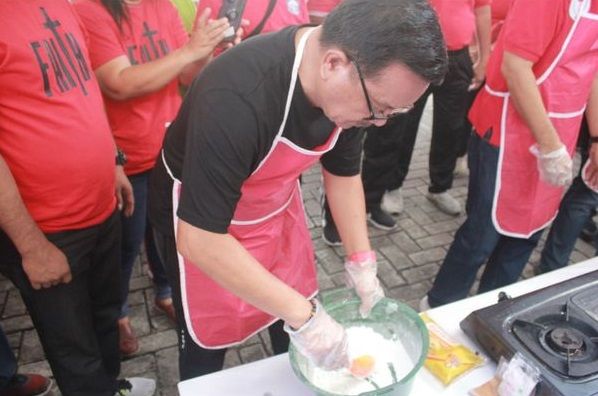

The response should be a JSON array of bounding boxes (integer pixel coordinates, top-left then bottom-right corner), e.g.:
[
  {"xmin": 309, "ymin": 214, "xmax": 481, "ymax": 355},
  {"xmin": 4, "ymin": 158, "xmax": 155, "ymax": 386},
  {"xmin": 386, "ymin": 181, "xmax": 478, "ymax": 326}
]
[
  {"xmin": 0, "ymin": 0, "xmax": 116, "ymax": 233},
  {"xmin": 74, "ymin": 0, "xmax": 188, "ymax": 176},
  {"xmin": 197, "ymin": 0, "xmax": 310, "ymax": 37},
  {"xmin": 469, "ymin": 0, "xmax": 577, "ymax": 146},
  {"xmin": 307, "ymin": 0, "xmax": 341, "ymax": 18},
  {"xmin": 429, "ymin": 0, "xmax": 491, "ymax": 51}
]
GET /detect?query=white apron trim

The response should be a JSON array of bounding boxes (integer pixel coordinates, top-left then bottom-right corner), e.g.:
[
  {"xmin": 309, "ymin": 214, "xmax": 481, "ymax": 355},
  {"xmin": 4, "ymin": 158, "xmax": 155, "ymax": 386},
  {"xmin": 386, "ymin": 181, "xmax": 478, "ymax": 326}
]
[
  {"xmin": 278, "ymin": 126, "xmax": 342, "ymax": 156},
  {"xmin": 230, "ymin": 184, "xmax": 298, "ymax": 225},
  {"xmin": 251, "ymin": 27, "xmax": 316, "ymax": 175},
  {"xmin": 547, "ymin": 107, "xmax": 587, "ymax": 118}
]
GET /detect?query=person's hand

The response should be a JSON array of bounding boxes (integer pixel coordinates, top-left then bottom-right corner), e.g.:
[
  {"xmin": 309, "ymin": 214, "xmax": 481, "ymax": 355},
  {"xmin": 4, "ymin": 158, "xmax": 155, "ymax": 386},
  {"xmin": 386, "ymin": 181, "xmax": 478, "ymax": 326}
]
[
  {"xmin": 345, "ymin": 251, "xmax": 384, "ymax": 318},
  {"xmin": 185, "ymin": 8, "xmax": 230, "ymax": 62},
  {"xmin": 582, "ymin": 143, "xmax": 598, "ymax": 191},
  {"xmin": 468, "ymin": 58, "xmax": 487, "ymax": 91},
  {"xmin": 115, "ymin": 165, "xmax": 134, "ymax": 217},
  {"xmin": 221, "ymin": 19, "xmax": 249, "ymax": 50},
  {"xmin": 530, "ymin": 144, "xmax": 573, "ymax": 186},
  {"xmin": 285, "ymin": 300, "xmax": 349, "ymax": 370},
  {"xmin": 21, "ymin": 239, "xmax": 71, "ymax": 290}
]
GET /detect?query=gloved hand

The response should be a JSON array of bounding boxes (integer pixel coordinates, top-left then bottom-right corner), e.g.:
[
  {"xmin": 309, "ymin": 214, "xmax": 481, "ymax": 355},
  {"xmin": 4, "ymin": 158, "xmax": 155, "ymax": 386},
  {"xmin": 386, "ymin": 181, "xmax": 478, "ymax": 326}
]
[
  {"xmin": 529, "ymin": 144, "xmax": 573, "ymax": 187},
  {"xmin": 284, "ymin": 299, "xmax": 349, "ymax": 370},
  {"xmin": 345, "ymin": 250, "xmax": 384, "ymax": 318}
]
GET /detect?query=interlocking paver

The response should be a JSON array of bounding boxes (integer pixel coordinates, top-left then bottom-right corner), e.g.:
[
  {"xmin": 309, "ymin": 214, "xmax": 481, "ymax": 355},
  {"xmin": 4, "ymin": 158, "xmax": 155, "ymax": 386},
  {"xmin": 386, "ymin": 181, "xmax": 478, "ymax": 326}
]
[{"xmin": 1, "ymin": 101, "xmax": 594, "ymax": 395}]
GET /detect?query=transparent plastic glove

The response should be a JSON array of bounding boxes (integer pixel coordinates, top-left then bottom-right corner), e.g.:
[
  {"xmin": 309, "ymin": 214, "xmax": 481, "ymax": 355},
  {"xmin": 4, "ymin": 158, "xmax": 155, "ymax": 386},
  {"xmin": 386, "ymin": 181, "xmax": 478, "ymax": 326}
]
[
  {"xmin": 284, "ymin": 300, "xmax": 349, "ymax": 370},
  {"xmin": 529, "ymin": 144, "xmax": 573, "ymax": 186},
  {"xmin": 345, "ymin": 251, "xmax": 384, "ymax": 318}
]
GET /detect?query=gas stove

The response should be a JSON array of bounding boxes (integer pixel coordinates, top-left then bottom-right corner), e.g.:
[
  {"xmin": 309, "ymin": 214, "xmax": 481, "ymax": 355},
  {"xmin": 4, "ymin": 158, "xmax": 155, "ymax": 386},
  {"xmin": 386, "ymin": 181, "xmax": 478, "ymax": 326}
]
[{"xmin": 460, "ymin": 270, "xmax": 598, "ymax": 396}]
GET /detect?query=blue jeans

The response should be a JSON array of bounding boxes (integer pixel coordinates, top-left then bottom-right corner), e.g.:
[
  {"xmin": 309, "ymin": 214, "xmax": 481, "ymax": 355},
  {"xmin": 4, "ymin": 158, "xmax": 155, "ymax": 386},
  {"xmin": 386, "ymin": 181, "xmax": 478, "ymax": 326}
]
[
  {"xmin": 539, "ymin": 162, "xmax": 598, "ymax": 273},
  {"xmin": 121, "ymin": 171, "xmax": 171, "ymax": 318},
  {"xmin": 427, "ymin": 133, "xmax": 543, "ymax": 307},
  {"xmin": 0, "ymin": 325, "xmax": 17, "ymax": 388}
]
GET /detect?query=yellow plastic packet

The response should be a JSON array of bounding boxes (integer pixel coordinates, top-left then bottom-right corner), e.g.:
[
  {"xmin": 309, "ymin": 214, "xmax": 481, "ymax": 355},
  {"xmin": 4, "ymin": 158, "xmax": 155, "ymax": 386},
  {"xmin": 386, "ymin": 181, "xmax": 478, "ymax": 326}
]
[{"xmin": 420, "ymin": 313, "xmax": 485, "ymax": 385}]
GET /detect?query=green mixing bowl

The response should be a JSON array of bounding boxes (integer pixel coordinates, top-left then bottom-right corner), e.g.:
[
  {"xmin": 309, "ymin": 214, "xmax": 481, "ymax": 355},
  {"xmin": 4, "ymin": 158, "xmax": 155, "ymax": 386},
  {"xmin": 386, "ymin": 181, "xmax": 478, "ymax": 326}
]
[{"xmin": 289, "ymin": 288, "xmax": 429, "ymax": 396}]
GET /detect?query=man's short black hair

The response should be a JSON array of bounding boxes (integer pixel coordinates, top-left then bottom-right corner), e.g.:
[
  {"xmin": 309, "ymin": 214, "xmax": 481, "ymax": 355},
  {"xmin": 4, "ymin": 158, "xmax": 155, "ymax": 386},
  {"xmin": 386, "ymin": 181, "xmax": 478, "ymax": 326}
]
[{"xmin": 321, "ymin": 0, "xmax": 448, "ymax": 85}]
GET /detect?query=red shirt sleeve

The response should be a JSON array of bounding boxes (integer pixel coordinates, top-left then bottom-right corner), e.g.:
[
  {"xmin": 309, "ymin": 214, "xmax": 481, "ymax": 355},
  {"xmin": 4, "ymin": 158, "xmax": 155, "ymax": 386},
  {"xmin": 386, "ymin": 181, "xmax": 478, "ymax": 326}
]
[
  {"xmin": 73, "ymin": 0, "xmax": 126, "ymax": 69},
  {"xmin": 501, "ymin": 0, "xmax": 563, "ymax": 63}
]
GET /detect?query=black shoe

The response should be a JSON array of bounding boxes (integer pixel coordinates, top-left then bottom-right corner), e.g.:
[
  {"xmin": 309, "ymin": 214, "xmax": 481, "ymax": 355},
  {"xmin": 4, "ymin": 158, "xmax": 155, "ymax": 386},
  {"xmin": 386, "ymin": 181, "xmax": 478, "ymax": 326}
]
[
  {"xmin": 322, "ymin": 220, "xmax": 342, "ymax": 246},
  {"xmin": 367, "ymin": 207, "xmax": 397, "ymax": 230}
]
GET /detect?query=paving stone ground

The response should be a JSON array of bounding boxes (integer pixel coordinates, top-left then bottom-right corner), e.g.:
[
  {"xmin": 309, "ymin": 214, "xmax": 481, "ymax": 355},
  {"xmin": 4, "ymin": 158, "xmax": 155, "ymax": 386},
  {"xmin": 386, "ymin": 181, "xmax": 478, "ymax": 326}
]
[{"xmin": 1, "ymin": 101, "xmax": 593, "ymax": 395}]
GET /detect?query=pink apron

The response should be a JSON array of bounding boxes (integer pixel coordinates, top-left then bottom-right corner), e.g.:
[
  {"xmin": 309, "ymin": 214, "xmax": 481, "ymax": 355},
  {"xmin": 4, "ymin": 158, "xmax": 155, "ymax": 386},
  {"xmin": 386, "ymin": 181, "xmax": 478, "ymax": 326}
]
[
  {"xmin": 488, "ymin": 0, "xmax": 598, "ymax": 238},
  {"xmin": 166, "ymin": 28, "xmax": 342, "ymax": 348}
]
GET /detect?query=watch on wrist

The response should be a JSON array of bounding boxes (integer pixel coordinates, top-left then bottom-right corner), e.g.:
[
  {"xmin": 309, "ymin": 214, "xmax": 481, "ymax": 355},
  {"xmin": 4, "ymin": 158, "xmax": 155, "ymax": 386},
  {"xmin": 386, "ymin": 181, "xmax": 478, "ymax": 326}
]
[
  {"xmin": 590, "ymin": 136, "xmax": 598, "ymax": 144},
  {"xmin": 116, "ymin": 148, "xmax": 127, "ymax": 166}
]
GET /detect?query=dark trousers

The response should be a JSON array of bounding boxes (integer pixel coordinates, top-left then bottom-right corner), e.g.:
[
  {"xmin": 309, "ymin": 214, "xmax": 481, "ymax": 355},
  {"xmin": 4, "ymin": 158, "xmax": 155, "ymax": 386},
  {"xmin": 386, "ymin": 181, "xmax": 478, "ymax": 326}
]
[
  {"xmin": 121, "ymin": 171, "xmax": 171, "ymax": 317},
  {"xmin": 362, "ymin": 47, "xmax": 474, "ymax": 195},
  {"xmin": 427, "ymin": 133, "xmax": 543, "ymax": 307},
  {"xmin": 0, "ymin": 211, "xmax": 122, "ymax": 396},
  {"xmin": 152, "ymin": 229, "xmax": 290, "ymax": 380},
  {"xmin": 0, "ymin": 325, "xmax": 17, "ymax": 388},
  {"xmin": 539, "ymin": 118, "xmax": 598, "ymax": 272}
]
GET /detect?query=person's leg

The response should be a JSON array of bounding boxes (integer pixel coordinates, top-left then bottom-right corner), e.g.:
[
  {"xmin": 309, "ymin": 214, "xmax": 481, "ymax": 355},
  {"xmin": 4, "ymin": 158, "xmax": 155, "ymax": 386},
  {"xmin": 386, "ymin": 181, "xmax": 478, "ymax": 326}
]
[
  {"xmin": 477, "ymin": 230, "xmax": 543, "ymax": 294},
  {"xmin": 0, "ymin": 224, "xmax": 119, "ymax": 396},
  {"xmin": 120, "ymin": 172, "xmax": 149, "ymax": 319},
  {"xmin": 539, "ymin": 176, "xmax": 598, "ymax": 273},
  {"xmin": 145, "ymin": 223, "xmax": 171, "ymax": 303},
  {"xmin": 362, "ymin": 116, "xmax": 412, "ymax": 210},
  {"xmin": 153, "ymin": 228, "xmax": 227, "ymax": 379},
  {"xmin": 0, "ymin": 324, "xmax": 17, "ymax": 388},
  {"xmin": 267, "ymin": 320, "xmax": 289, "ymax": 355},
  {"xmin": 87, "ymin": 211, "xmax": 123, "ymax": 381},
  {"xmin": 427, "ymin": 133, "xmax": 502, "ymax": 307},
  {"xmin": 428, "ymin": 49, "xmax": 473, "ymax": 194}
]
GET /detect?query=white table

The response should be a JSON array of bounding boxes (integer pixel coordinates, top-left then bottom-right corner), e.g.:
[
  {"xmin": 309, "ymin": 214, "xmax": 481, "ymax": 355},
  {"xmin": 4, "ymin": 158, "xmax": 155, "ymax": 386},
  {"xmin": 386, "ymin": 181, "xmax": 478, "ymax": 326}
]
[{"xmin": 178, "ymin": 258, "xmax": 598, "ymax": 396}]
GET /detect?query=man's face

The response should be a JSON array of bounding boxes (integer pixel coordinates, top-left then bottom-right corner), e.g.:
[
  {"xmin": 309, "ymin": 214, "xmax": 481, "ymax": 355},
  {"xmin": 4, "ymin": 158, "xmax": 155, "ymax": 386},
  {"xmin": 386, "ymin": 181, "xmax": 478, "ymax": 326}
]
[{"xmin": 318, "ymin": 54, "xmax": 429, "ymax": 129}]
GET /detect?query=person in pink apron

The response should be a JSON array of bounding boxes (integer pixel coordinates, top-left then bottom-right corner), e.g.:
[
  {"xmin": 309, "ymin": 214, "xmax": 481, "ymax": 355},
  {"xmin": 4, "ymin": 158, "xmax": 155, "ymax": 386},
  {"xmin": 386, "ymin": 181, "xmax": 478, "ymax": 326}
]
[
  {"xmin": 148, "ymin": 0, "xmax": 448, "ymax": 379},
  {"xmin": 422, "ymin": 0, "xmax": 598, "ymax": 310}
]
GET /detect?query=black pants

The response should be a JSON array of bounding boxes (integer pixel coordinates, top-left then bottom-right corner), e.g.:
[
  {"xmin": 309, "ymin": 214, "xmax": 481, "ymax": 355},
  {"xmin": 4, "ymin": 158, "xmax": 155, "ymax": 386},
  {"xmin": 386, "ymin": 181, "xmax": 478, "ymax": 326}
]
[
  {"xmin": 362, "ymin": 47, "xmax": 474, "ymax": 196},
  {"xmin": 0, "ymin": 211, "xmax": 121, "ymax": 396},
  {"xmin": 152, "ymin": 229, "xmax": 290, "ymax": 380}
]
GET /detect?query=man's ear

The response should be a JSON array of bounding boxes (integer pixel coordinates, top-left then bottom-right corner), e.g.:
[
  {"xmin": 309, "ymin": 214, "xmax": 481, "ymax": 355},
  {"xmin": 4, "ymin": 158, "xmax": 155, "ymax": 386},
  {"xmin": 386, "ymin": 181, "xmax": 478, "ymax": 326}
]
[{"xmin": 321, "ymin": 49, "xmax": 352, "ymax": 81}]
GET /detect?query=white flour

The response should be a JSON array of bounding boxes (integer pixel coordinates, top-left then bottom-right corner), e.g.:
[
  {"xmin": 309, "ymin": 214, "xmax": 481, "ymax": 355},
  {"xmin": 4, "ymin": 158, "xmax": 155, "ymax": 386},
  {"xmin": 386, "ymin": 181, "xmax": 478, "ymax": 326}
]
[{"xmin": 305, "ymin": 326, "xmax": 414, "ymax": 395}]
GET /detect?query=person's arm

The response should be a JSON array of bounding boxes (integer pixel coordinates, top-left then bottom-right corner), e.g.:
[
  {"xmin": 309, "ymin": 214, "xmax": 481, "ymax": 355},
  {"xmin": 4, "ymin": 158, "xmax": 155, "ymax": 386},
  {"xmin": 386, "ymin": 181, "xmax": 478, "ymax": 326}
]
[
  {"xmin": 94, "ymin": 8, "xmax": 229, "ymax": 100},
  {"xmin": 501, "ymin": 51, "xmax": 562, "ymax": 153},
  {"xmin": 0, "ymin": 155, "xmax": 71, "ymax": 289},
  {"xmin": 176, "ymin": 220, "xmax": 313, "ymax": 329},
  {"xmin": 322, "ymin": 170, "xmax": 371, "ymax": 255},
  {"xmin": 583, "ymin": 76, "xmax": 598, "ymax": 186},
  {"xmin": 470, "ymin": 4, "xmax": 491, "ymax": 91}
]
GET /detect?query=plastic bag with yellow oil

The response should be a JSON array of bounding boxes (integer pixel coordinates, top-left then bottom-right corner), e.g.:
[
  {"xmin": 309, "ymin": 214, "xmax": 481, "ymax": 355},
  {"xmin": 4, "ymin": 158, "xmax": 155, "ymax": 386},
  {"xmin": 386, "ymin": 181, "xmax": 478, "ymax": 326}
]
[{"xmin": 420, "ymin": 313, "xmax": 485, "ymax": 385}]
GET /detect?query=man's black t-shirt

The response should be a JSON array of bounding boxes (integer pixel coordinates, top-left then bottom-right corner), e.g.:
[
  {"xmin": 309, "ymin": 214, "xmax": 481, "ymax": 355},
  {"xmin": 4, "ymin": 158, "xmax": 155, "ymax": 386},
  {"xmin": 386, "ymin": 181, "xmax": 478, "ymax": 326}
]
[{"xmin": 149, "ymin": 26, "xmax": 364, "ymax": 235}]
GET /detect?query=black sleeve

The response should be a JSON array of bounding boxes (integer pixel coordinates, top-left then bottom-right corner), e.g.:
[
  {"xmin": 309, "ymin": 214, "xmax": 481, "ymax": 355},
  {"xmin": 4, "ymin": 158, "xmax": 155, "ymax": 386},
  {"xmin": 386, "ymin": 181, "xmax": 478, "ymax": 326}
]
[
  {"xmin": 177, "ymin": 89, "xmax": 261, "ymax": 233},
  {"xmin": 320, "ymin": 127, "xmax": 365, "ymax": 176}
]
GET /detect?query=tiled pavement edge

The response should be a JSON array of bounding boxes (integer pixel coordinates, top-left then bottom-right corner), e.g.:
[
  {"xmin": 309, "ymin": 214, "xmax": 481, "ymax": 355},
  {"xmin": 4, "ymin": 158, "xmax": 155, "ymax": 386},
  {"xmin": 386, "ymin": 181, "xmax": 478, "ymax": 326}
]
[{"xmin": 1, "ymin": 101, "xmax": 594, "ymax": 395}]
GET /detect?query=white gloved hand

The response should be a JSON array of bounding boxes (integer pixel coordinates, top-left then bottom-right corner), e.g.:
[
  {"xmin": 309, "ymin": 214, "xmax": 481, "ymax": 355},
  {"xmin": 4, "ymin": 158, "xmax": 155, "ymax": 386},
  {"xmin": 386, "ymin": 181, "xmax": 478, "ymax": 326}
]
[
  {"xmin": 529, "ymin": 144, "xmax": 573, "ymax": 186},
  {"xmin": 345, "ymin": 251, "xmax": 384, "ymax": 318},
  {"xmin": 284, "ymin": 299, "xmax": 349, "ymax": 370}
]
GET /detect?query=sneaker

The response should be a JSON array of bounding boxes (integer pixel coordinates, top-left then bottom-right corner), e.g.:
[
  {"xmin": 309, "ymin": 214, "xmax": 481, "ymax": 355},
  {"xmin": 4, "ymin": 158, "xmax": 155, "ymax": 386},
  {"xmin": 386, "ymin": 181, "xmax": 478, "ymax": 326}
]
[
  {"xmin": 118, "ymin": 317, "xmax": 139, "ymax": 356},
  {"xmin": 427, "ymin": 191, "xmax": 462, "ymax": 216},
  {"xmin": 322, "ymin": 219, "xmax": 342, "ymax": 247},
  {"xmin": 114, "ymin": 378, "xmax": 156, "ymax": 396},
  {"xmin": 2, "ymin": 374, "xmax": 52, "ymax": 396},
  {"xmin": 381, "ymin": 188, "xmax": 404, "ymax": 214},
  {"xmin": 419, "ymin": 295, "xmax": 431, "ymax": 312},
  {"xmin": 367, "ymin": 207, "xmax": 397, "ymax": 230},
  {"xmin": 454, "ymin": 155, "xmax": 469, "ymax": 177}
]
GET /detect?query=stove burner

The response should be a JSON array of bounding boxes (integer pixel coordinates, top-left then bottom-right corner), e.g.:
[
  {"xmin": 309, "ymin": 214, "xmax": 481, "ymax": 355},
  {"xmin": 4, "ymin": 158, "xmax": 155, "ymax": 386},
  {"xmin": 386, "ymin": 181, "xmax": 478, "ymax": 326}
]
[{"xmin": 546, "ymin": 327, "xmax": 585, "ymax": 356}]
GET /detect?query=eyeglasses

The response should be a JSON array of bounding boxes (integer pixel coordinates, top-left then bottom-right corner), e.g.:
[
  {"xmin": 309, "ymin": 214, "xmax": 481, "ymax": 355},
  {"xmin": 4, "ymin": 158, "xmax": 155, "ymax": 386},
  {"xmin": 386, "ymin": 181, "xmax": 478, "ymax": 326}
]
[{"xmin": 351, "ymin": 60, "xmax": 414, "ymax": 121}]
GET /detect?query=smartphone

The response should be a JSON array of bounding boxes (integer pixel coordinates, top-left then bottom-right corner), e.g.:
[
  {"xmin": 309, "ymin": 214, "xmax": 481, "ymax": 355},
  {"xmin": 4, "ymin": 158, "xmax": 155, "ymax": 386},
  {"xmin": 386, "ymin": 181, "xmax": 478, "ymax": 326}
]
[{"xmin": 217, "ymin": 0, "xmax": 248, "ymax": 42}]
